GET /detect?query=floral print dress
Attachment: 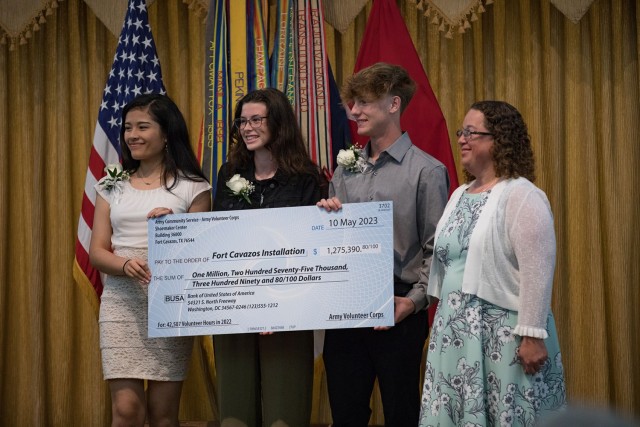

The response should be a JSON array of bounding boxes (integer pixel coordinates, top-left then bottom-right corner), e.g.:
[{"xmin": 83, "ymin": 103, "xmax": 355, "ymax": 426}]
[{"xmin": 419, "ymin": 192, "xmax": 566, "ymax": 427}]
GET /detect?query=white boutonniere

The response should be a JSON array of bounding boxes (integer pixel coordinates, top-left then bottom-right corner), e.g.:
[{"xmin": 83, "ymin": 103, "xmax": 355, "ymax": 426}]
[
  {"xmin": 100, "ymin": 163, "xmax": 130, "ymax": 191},
  {"xmin": 337, "ymin": 145, "xmax": 367, "ymax": 173},
  {"xmin": 226, "ymin": 174, "xmax": 255, "ymax": 204}
]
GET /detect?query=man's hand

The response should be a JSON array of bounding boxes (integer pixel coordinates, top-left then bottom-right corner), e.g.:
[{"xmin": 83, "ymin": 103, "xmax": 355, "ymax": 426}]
[{"xmin": 374, "ymin": 296, "xmax": 415, "ymax": 330}]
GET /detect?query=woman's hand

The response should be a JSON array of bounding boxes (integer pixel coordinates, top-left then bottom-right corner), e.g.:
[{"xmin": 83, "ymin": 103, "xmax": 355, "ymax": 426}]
[
  {"xmin": 122, "ymin": 257, "xmax": 151, "ymax": 284},
  {"xmin": 147, "ymin": 207, "xmax": 174, "ymax": 219},
  {"xmin": 317, "ymin": 197, "xmax": 342, "ymax": 212},
  {"xmin": 518, "ymin": 336, "xmax": 548, "ymax": 375}
]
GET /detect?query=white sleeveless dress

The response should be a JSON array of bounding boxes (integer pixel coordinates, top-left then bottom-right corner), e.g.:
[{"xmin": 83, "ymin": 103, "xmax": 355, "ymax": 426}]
[{"xmin": 95, "ymin": 177, "xmax": 210, "ymax": 380}]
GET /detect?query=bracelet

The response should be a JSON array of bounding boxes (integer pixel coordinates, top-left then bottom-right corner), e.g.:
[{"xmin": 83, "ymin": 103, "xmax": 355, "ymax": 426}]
[{"xmin": 122, "ymin": 259, "xmax": 131, "ymax": 274}]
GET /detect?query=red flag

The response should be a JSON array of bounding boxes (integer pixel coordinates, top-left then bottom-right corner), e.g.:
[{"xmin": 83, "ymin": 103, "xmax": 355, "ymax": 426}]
[
  {"xmin": 352, "ymin": 0, "xmax": 457, "ymax": 323},
  {"xmin": 351, "ymin": 0, "xmax": 458, "ymax": 191}
]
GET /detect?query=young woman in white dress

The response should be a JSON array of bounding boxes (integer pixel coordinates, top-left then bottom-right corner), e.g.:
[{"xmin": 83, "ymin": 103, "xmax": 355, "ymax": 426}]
[{"xmin": 90, "ymin": 94, "xmax": 210, "ymax": 427}]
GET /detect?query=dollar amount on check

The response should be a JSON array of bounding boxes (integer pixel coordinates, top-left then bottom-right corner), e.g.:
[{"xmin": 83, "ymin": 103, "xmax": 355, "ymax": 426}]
[{"xmin": 147, "ymin": 201, "xmax": 395, "ymax": 337}]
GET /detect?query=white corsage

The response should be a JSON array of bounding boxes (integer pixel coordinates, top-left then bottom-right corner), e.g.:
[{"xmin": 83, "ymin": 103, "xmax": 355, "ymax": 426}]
[
  {"xmin": 100, "ymin": 163, "xmax": 130, "ymax": 204},
  {"xmin": 100, "ymin": 163, "xmax": 130, "ymax": 191},
  {"xmin": 226, "ymin": 174, "xmax": 255, "ymax": 204},
  {"xmin": 337, "ymin": 145, "xmax": 367, "ymax": 173}
]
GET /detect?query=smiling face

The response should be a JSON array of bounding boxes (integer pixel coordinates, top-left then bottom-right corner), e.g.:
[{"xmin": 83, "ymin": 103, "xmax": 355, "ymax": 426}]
[
  {"xmin": 123, "ymin": 108, "xmax": 166, "ymax": 164},
  {"xmin": 238, "ymin": 102, "xmax": 271, "ymax": 153},
  {"xmin": 458, "ymin": 108, "xmax": 495, "ymax": 177},
  {"xmin": 348, "ymin": 94, "xmax": 398, "ymax": 139}
]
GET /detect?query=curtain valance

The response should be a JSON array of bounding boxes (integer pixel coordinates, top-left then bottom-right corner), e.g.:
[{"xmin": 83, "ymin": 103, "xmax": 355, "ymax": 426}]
[{"xmin": 1, "ymin": 0, "xmax": 596, "ymax": 49}]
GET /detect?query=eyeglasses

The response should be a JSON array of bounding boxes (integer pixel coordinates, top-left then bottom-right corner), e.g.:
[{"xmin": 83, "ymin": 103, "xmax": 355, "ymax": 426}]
[
  {"xmin": 233, "ymin": 116, "xmax": 268, "ymax": 129},
  {"xmin": 456, "ymin": 128, "xmax": 494, "ymax": 139}
]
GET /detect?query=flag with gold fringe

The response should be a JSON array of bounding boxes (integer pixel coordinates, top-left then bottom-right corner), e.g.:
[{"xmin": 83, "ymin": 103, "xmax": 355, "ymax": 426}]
[{"xmin": 74, "ymin": 0, "xmax": 166, "ymax": 311}]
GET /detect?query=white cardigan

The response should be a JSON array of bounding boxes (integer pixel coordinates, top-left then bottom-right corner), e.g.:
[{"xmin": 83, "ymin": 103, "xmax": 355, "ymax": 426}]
[{"xmin": 427, "ymin": 177, "xmax": 556, "ymax": 338}]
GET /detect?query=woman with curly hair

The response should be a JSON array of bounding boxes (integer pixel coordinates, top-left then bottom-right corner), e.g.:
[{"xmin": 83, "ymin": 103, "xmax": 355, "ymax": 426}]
[{"xmin": 419, "ymin": 101, "xmax": 566, "ymax": 426}]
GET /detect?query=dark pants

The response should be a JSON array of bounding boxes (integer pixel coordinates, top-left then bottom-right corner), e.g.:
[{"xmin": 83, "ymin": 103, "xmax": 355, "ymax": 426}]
[
  {"xmin": 323, "ymin": 310, "xmax": 428, "ymax": 427},
  {"xmin": 214, "ymin": 331, "xmax": 314, "ymax": 427}
]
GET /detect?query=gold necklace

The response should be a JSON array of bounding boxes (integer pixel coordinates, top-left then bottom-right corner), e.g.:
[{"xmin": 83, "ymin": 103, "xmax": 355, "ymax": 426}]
[
  {"xmin": 469, "ymin": 178, "xmax": 499, "ymax": 193},
  {"xmin": 137, "ymin": 172, "xmax": 161, "ymax": 185}
]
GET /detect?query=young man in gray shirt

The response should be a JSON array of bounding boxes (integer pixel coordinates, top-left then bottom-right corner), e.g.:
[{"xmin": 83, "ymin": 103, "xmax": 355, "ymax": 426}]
[{"xmin": 318, "ymin": 62, "xmax": 449, "ymax": 426}]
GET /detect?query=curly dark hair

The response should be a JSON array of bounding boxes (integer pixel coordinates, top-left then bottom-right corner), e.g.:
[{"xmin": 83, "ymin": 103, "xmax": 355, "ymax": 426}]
[
  {"xmin": 120, "ymin": 93, "xmax": 207, "ymax": 191},
  {"xmin": 341, "ymin": 62, "xmax": 416, "ymax": 114},
  {"xmin": 466, "ymin": 100, "xmax": 536, "ymax": 182},
  {"xmin": 227, "ymin": 88, "xmax": 319, "ymax": 178}
]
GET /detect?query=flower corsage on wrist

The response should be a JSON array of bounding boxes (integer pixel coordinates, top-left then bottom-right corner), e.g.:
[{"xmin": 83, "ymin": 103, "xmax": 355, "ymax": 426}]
[
  {"xmin": 336, "ymin": 144, "xmax": 367, "ymax": 173},
  {"xmin": 226, "ymin": 174, "xmax": 255, "ymax": 204},
  {"xmin": 100, "ymin": 163, "xmax": 130, "ymax": 192}
]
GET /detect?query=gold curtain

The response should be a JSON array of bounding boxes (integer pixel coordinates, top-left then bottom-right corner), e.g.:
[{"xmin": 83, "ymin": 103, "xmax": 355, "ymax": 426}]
[{"xmin": 0, "ymin": 0, "xmax": 638, "ymax": 425}]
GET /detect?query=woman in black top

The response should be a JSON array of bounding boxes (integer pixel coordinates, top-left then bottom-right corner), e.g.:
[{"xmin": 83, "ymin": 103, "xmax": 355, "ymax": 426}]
[{"xmin": 212, "ymin": 88, "xmax": 322, "ymax": 426}]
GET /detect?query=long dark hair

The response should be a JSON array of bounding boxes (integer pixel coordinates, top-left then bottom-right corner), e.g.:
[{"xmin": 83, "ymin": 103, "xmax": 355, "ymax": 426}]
[
  {"xmin": 227, "ymin": 88, "xmax": 319, "ymax": 178},
  {"xmin": 467, "ymin": 100, "xmax": 536, "ymax": 182},
  {"xmin": 120, "ymin": 93, "xmax": 207, "ymax": 190}
]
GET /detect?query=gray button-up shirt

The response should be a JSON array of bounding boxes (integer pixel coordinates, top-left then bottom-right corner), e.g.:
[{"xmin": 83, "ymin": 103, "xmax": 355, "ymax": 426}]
[{"xmin": 329, "ymin": 132, "xmax": 449, "ymax": 312}]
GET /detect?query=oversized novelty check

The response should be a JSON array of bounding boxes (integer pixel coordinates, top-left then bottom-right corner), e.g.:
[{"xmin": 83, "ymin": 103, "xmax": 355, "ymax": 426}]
[{"xmin": 147, "ymin": 201, "xmax": 394, "ymax": 337}]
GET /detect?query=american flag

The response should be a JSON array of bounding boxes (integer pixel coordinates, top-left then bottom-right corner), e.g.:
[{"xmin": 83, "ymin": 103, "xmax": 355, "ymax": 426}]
[{"xmin": 73, "ymin": 0, "xmax": 166, "ymax": 305}]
